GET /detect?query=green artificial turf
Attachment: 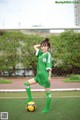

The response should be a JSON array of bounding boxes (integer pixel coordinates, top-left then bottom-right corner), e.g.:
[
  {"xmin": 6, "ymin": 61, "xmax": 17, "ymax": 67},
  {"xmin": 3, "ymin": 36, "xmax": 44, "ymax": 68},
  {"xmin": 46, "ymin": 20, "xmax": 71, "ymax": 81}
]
[
  {"xmin": 0, "ymin": 97, "xmax": 80, "ymax": 120},
  {"xmin": 0, "ymin": 79, "xmax": 12, "ymax": 84},
  {"xmin": 0, "ymin": 91, "xmax": 80, "ymax": 98},
  {"xmin": 0, "ymin": 91, "xmax": 80, "ymax": 120},
  {"xmin": 63, "ymin": 74, "xmax": 80, "ymax": 82}
]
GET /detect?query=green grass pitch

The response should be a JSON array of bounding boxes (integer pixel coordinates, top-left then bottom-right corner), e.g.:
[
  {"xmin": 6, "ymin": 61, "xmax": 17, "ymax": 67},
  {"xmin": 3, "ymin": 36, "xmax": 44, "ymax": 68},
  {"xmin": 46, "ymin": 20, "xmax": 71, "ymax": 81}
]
[{"xmin": 0, "ymin": 92, "xmax": 80, "ymax": 120}]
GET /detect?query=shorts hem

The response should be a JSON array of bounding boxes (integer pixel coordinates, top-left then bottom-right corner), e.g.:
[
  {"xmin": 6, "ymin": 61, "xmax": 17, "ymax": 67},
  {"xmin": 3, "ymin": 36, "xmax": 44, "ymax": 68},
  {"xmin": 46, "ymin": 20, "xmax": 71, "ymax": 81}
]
[{"xmin": 34, "ymin": 77, "xmax": 50, "ymax": 88}]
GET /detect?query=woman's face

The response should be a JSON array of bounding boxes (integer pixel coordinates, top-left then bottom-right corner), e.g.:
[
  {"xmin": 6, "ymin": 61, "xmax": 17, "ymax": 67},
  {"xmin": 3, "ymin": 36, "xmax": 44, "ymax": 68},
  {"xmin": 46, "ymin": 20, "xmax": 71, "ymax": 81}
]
[{"xmin": 41, "ymin": 44, "xmax": 48, "ymax": 53}]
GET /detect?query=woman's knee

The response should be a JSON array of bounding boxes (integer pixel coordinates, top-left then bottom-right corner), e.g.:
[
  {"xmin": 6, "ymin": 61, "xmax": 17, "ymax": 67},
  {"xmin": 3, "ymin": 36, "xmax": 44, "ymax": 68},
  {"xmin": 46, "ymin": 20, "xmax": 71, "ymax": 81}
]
[
  {"xmin": 24, "ymin": 78, "xmax": 36, "ymax": 87},
  {"xmin": 24, "ymin": 81, "xmax": 30, "ymax": 87}
]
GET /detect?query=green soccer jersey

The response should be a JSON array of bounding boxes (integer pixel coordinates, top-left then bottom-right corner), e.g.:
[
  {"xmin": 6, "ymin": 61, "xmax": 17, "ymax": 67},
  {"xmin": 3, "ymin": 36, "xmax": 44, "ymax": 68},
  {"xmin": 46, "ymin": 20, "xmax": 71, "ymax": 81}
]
[{"xmin": 34, "ymin": 49, "xmax": 52, "ymax": 87}]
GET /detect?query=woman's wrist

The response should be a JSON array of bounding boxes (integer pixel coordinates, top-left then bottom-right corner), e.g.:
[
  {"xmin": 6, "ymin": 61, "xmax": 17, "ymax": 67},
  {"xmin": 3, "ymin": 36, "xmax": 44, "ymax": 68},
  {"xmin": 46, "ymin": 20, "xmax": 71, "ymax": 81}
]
[{"xmin": 34, "ymin": 44, "xmax": 40, "ymax": 51}]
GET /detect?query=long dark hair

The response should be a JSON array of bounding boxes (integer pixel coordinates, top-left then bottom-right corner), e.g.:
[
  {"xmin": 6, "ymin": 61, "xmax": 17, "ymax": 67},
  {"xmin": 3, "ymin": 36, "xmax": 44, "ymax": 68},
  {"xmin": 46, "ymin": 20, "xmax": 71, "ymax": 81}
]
[{"xmin": 40, "ymin": 38, "xmax": 50, "ymax": 48}]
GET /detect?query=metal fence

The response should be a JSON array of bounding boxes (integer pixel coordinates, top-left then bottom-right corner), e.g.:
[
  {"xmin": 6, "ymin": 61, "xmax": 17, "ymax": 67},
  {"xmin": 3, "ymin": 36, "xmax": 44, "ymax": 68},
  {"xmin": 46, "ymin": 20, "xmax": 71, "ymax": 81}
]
[
  {"xmin": 0, "ymin": 67, "xmax": 80, "ymax": 77},
  {"xmin": 0, "ymin": 69, "xmax": 34, "ymax": 77},
  {"xmin": 0, "ymin": 28, "xmax": 80, "ymax": 77}
]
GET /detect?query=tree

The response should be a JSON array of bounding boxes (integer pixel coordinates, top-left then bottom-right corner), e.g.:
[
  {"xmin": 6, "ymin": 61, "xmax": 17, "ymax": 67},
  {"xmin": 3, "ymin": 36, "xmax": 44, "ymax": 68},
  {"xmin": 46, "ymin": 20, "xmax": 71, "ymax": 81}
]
[{"xmin": 51, "ymin": 30, "xmax": 80, "ymax": 72}]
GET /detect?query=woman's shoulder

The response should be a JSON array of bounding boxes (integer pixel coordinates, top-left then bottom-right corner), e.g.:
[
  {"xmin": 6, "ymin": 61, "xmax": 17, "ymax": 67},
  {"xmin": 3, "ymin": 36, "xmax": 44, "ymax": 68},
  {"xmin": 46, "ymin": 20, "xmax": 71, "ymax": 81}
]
[
  {"xmin": 36, "ymin": 49, "xmax": 43, "ymax": 56},
  {"xmin": 47, "ymin": 51, "xmax": 51, "ymax": 55},
  {"xmin": 47, "ymin": 52, "xmax": 52, "ymax": 58}
]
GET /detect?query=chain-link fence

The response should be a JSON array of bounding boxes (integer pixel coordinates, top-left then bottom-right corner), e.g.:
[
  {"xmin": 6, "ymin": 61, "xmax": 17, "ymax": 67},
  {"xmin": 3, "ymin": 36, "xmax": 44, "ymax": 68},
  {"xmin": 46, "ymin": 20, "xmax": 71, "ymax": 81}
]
[
  {"xmin": 0, "ymin": 29, "xmax": 80, "ymax": 77},
  {"xmin": 0, "ymin": 67, "xmax": 80, "ymax": 77}
]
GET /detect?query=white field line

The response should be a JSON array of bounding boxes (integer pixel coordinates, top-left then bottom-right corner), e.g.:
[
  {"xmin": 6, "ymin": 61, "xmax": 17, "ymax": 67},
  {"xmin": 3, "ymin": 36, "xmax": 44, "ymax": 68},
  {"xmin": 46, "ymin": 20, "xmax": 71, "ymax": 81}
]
[
  {"xmin": 0, "ymin": 96, "xmax": 80, "ymax": 99},
  {"xmin": 0, "ymin": 88, "xmax": 80, "ymax": 92}
]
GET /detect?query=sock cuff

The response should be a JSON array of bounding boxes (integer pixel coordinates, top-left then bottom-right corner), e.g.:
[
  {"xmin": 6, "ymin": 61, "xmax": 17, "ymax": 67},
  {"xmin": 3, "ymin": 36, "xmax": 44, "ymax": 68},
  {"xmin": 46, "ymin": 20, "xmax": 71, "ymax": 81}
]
[
  {"xmin": 24, "ymin": 81, "xmax": 30, "ymax": 87},
  {"xmin": 46, "ymin": 92, "xmax": 51, "ymax": 97}
]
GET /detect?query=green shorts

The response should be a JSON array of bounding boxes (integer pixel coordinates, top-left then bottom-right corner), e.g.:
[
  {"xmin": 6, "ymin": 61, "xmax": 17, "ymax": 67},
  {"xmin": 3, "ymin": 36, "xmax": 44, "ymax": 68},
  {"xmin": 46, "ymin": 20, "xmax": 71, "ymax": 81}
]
[{"xmin": 34, "ymin": 77, "xmax": 50, "ymax": 88}]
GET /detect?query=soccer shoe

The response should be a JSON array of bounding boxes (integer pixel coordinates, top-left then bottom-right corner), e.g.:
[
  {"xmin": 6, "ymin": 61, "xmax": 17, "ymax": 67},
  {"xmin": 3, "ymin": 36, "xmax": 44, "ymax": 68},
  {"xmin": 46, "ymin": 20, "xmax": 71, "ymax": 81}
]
[{"xmin": 41, "ymin": 109, "xmax": 49, "ymax": 113}]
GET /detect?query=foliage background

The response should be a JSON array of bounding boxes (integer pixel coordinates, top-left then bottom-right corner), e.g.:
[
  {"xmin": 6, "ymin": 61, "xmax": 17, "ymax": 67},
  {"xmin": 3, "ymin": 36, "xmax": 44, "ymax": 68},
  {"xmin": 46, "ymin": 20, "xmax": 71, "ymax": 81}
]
[{"xmin": 0, "ymin": 30, "xmax": 80, "ymax": 76}]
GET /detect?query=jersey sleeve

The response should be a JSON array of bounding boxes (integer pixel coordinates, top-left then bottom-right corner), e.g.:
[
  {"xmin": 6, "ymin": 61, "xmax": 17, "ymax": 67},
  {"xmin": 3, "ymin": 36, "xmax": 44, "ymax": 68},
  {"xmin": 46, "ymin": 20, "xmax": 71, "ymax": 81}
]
[
  {"xmin": 46, "ymin": 53, "xmax": 52, "ymax": 70},
  {"xmin": 36, "ymin": 49, "xmax": 43, "ymax": 57}
]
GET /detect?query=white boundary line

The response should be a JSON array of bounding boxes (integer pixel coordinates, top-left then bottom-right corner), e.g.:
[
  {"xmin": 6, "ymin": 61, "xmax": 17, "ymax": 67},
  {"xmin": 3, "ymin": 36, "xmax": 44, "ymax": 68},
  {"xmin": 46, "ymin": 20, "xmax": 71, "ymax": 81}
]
[
  {"xmin": 0, "ymin": 96, "xmax": 80, "ymax": 99},
  {"xmin": 0, "ymin": 88, "xmax": 80, "ymax": 92}
]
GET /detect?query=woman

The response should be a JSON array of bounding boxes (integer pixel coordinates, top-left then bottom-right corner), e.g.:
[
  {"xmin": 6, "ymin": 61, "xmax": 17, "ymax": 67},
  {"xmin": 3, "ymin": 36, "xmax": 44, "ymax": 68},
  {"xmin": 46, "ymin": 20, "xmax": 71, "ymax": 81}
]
[{"xmin": 24, "ymin": 38, "xmax": 52, "ymax": 113}]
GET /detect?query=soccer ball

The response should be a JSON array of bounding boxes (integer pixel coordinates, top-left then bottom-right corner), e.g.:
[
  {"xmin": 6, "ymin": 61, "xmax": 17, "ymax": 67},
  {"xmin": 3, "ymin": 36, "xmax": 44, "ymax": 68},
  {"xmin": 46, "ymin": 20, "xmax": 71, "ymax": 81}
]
[{"xmin": 26, "ymin": 101, "xmax": 36, "ymax": 112}]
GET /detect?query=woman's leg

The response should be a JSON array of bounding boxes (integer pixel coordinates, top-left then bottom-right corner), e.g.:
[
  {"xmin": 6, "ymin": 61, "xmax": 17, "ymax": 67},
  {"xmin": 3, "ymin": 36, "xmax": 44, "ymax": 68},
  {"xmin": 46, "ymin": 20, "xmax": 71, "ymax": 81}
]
[
  {"xmin": 24, "ymin": 78, "xmax": 37, "ymax": 104},
  {"xmin": 42, "ymin": 88, "xmax": 51, "ymax": 113}
]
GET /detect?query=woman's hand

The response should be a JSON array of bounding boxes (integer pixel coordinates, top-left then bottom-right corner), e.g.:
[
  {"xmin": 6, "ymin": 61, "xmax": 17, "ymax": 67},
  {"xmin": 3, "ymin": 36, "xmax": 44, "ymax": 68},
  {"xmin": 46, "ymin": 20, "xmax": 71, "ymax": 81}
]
[{"xmin": 33, "ymin": 44, "xmax": 41, "ymax": 51}]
